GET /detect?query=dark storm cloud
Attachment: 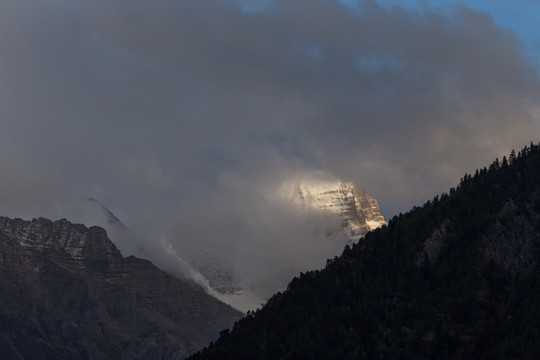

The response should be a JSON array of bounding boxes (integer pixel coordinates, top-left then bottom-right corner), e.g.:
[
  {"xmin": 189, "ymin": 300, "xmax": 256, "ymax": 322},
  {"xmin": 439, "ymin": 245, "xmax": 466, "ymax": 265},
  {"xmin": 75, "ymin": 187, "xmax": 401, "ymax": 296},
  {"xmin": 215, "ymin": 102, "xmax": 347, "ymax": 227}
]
[{"xmin": 1, "ymin": 0, "xmax": 539, "ymax": 296}]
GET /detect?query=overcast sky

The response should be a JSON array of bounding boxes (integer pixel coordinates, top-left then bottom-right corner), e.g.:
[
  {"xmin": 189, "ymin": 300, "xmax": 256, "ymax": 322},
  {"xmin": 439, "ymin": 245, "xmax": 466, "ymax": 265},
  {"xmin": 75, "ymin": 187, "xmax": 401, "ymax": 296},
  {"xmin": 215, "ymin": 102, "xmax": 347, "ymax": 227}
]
[{"xmin": 1, "ymin": 0, "xmax": 540, "ymax": 295}]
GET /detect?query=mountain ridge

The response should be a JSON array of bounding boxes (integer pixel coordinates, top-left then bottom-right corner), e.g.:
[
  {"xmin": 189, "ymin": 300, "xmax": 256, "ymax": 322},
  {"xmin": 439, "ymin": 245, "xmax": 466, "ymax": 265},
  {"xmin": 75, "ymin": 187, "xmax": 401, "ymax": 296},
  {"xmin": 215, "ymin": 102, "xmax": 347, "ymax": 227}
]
[{"xmin": 0, "ymin": 216, "xmax": 242, "ymax": 359}]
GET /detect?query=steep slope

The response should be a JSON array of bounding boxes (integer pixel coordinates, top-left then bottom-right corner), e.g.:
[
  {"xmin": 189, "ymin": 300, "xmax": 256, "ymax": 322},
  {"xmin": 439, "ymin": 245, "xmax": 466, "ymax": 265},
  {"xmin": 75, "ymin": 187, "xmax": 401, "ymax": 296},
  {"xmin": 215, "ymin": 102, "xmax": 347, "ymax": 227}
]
[
  {"xmin": 0, "ymin": 217, "xmax": 242, "ymax": 359},
  {"xmin": 189, "ymin": 143, "xmax": 540, "ymax": 359},
  {"xmin": 64, "ymin": 197, "xmax": 260, "ymax": 314}
]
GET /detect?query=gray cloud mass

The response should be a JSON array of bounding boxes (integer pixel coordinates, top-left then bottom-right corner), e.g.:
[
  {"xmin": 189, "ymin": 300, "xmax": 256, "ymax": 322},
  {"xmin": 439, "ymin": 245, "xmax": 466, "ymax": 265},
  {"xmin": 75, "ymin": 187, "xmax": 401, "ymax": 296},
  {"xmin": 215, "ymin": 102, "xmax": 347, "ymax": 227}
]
[{"xmin": 1, "ymin": 0, "xmax": 539, "ymax": 296}]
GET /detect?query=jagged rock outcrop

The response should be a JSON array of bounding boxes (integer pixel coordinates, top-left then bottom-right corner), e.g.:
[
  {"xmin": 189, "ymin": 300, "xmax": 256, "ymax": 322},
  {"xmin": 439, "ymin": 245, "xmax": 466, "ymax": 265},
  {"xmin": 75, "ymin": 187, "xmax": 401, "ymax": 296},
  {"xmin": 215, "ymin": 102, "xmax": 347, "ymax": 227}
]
[
  {"xmin": 0, "ymin": 216, "xmax": 242, "ymax": 359},
  {"xmin": 482, "ymin": 198, "xmax": 539, "ymax": 276},
  {"xmin": 284, "ymin": 179, "xmax": 386, "ymax": 241}
]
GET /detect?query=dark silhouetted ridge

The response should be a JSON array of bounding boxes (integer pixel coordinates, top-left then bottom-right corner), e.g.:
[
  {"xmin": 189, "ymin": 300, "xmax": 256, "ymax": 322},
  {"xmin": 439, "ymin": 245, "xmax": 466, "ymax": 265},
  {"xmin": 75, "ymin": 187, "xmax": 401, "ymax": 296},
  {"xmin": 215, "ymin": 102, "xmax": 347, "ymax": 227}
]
[{"xmin": 190, "ymin": 142, "xmax": 540, "ymax": 360}]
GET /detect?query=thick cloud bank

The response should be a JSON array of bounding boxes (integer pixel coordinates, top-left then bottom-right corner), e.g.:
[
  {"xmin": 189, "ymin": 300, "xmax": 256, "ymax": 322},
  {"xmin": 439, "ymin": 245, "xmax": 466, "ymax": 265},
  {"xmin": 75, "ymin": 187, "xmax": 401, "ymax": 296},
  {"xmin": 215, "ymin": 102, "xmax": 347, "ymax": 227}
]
[{"xmin": 1, "ymin": 0, "xmax": 539, "ymax": 297}]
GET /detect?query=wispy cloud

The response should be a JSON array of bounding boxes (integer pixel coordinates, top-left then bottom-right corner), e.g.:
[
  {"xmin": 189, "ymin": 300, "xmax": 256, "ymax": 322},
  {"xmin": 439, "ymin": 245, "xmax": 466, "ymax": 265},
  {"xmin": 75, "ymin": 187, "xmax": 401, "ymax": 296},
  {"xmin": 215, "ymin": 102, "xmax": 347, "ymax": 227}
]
[{"xmin": 1, "ymin": 0, "xmax": 539, "ymax": 296}]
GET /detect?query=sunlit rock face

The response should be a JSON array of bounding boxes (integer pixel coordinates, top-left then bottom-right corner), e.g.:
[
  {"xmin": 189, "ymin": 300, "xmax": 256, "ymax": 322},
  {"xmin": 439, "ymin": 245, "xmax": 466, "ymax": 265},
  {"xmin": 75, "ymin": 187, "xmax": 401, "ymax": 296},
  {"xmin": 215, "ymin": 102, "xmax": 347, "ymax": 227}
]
[{"xmin": 282, "ymin": 178, "xmax": 387, "ymax": 242}]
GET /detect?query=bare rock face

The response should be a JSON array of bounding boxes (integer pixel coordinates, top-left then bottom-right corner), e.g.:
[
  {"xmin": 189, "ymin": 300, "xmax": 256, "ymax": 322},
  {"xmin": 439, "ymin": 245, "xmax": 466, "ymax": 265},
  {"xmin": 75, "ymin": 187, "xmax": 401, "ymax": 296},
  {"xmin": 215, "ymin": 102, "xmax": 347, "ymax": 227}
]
[
  {"xmin": 482, "ymin": 198, "xmax": 540, "ymax": 276},
  {"xmin": 416, "ymin": 219, "xmax": 451, "ymax": 266},
  {"xmin": 286, "ymin": 179, "xmax": 387, "ymax": 241},
  {"xmin": 0, "ymin": 216, "xmax": 241, "ymax": 359}
]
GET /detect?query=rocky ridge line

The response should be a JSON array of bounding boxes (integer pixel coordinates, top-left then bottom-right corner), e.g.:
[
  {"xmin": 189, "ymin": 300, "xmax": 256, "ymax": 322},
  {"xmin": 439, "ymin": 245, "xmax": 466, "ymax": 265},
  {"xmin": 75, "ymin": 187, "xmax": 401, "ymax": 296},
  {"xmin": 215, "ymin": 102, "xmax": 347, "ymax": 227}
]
[{"xmin": 0, "ymin": 216, "xmax": 242, "ymax": 360}]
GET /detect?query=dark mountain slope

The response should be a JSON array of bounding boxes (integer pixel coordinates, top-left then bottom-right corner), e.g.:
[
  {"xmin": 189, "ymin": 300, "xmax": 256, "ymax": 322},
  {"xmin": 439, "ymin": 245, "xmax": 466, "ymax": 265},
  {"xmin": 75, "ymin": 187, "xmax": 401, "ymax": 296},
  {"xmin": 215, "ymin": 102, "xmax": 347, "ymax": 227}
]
[
  {"xmin": 0, "ymin": 217, "xmax": 242, "ymax": 359},
  {"xmin": 190, "ymin": 144, "xmax": 540, "ymax": 360}
]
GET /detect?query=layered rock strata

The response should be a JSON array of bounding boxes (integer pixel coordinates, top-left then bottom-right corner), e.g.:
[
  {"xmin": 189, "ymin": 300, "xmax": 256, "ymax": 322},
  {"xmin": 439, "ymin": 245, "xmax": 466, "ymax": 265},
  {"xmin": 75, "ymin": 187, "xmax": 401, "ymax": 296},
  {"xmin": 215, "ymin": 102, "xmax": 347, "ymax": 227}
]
[
  {"xmin": 287, "ymin": 179, "xmax": 386, "ymax": 241},
  {"xmin": 0, "ymin": 216, "xmax": 241, "ymax": 360}
]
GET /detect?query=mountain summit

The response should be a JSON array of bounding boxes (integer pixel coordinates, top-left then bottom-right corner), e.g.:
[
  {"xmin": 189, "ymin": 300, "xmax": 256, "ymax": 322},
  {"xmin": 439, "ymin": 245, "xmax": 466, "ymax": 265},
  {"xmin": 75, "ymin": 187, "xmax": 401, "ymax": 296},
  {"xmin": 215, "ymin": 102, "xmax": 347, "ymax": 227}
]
[{"xmin": 283, "ymin": 178, "xmax": 386, "ymax": 241}]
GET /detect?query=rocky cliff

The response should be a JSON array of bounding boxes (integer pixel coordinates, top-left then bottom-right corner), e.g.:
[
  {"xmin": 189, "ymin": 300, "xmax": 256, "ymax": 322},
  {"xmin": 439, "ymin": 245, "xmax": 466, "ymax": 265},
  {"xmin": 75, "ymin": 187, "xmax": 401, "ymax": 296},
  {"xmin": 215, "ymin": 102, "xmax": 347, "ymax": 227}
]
[
  {"xmin": 285, "ymin": 179, "xmax": 386, "ymax": 241},
  {"xmin": 0, "ymin": 216, "xmax": 242, "ymax": 359}
]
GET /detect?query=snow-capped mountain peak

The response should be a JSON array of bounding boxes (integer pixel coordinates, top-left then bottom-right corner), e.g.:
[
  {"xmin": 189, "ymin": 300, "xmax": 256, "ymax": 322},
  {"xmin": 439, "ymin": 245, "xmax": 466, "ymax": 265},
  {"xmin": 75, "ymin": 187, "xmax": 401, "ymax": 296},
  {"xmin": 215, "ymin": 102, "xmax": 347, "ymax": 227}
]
[{"xmin": 282, "ymin": 178, "xmax": 386, "ymax": 241}]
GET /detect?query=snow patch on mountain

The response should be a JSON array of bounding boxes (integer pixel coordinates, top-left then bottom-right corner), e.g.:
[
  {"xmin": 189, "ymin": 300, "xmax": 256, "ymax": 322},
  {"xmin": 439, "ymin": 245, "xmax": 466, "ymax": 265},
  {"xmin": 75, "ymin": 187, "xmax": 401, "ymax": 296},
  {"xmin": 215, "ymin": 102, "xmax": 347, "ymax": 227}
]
[{"xmin": 280, "ymin": 177, "xmax": 386, "ymax": 241}]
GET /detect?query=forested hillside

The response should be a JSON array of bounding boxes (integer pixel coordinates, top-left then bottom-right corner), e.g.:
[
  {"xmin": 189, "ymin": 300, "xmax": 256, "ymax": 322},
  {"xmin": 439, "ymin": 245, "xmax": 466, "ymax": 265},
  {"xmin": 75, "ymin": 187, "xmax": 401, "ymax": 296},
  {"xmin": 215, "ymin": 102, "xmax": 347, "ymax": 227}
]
[{"xmin": 189, "ymin": 143, "xmax": 540, "ymax": 359}]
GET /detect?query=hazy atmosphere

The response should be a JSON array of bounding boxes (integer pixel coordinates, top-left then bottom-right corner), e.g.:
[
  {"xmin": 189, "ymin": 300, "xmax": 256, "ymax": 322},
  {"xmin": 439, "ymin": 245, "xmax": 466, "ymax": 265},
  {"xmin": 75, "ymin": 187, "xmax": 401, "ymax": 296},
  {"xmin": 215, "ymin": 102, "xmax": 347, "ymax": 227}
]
[{"xmin": 1, "ymin": 0, "xmax": 540, "ymax": 297}]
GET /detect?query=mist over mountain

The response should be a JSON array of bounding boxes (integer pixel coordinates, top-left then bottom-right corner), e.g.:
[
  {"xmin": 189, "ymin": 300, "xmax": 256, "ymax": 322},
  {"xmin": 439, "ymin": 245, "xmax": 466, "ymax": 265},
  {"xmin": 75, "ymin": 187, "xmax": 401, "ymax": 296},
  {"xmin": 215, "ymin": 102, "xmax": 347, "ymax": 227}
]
[
  {"xmin": 51, "ymin": 187, "xmax": 383, "ymax": 314},
  {"xmin": 1, "ymin": 0, "xmax": 540, "ymax": 298},
  {"xmin": 2, "ymin": 0, "xmax": 540, "ymax": 356},
  {"xmin": 190, "ymin": 176, "xmax": 387, "ymax": 312},
  {"xmin": 189, "ymin": 143, "xmax": 540, "ymax": 359}
]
